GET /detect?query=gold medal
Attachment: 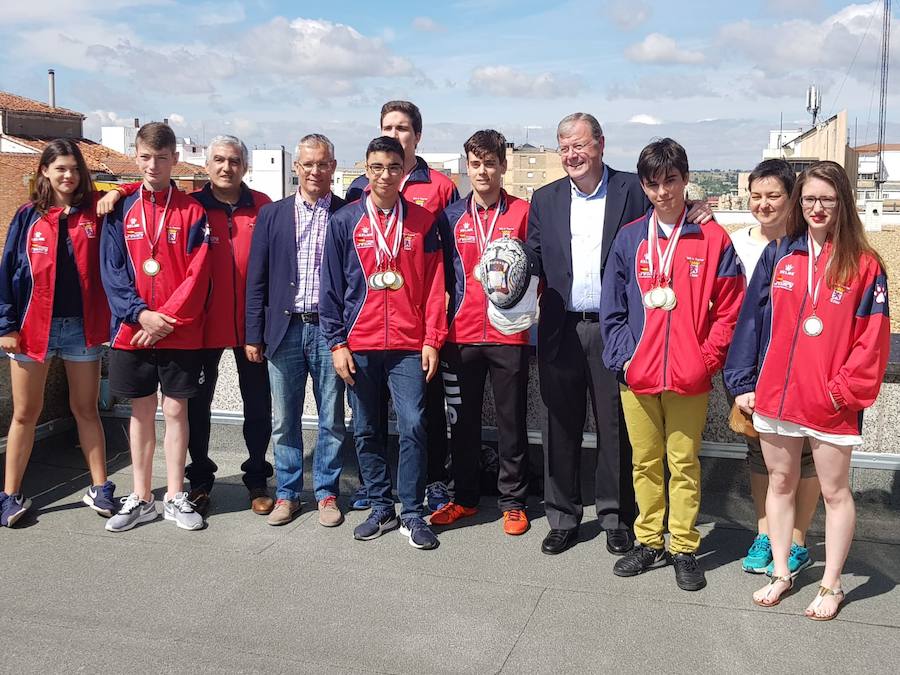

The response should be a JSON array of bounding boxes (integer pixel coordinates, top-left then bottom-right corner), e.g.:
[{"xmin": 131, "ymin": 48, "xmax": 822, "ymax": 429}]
[
  {"xmin": 389, "ymin": 271, "xmax": 404, "ymax": 290},
  {"xmin": 142, "ymin": 258, "xmax": 161, "ymax": 276},
  {"xmin": 381, "ymin": 270, "xmax": 397, "ymax": 287}
]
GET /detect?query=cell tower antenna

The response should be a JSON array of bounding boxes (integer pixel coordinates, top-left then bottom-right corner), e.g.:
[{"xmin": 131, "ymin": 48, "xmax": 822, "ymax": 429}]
[{"xmin": 806, "ymin": 84, "xmax": 821, "ymax": 127}]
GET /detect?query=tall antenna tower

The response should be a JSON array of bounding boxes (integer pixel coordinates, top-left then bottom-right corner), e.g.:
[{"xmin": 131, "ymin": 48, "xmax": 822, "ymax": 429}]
[
  {"xmin": 806, "ymin": 84, "xmax": 821, "ymax": 126},
  {"xmin": 876, "ymin": 0, "xmax": 892, "ymax": 198}
]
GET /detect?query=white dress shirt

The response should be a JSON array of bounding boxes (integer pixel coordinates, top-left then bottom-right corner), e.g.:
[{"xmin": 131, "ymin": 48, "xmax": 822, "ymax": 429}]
[{"xmin": 568, "ymin": 166, "xmax": 608, "ymax": 312}]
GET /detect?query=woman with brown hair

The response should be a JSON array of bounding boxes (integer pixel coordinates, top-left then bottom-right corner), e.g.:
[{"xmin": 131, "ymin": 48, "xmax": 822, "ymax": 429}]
[
  {"xmin": 725, "ymin": 160, "xmax": 890, "ymax": 619},
  {"xmin": 0, "ymin": 139, "xmax": 120, "ymax": 526}
]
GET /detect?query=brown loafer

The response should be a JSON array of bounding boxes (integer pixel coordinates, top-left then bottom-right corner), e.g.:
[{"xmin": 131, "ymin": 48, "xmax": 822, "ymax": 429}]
[{"xmin": 249, "ymin": 488, "xmax": 274, "ymax": 515}]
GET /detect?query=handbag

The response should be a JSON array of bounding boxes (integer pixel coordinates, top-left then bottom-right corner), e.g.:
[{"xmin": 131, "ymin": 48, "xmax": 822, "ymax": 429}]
[{"xmin": 728, "ymin": 402, "xmax": 758, "ymax": 438}]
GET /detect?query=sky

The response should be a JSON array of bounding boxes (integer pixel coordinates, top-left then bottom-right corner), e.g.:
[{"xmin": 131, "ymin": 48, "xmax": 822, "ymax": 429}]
[{"xmin": 1, "ymin": 0, "xmax": 898, "ymax": 170}]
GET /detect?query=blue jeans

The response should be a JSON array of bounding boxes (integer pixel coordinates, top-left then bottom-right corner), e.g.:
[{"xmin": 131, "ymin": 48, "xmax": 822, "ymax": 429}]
[
  {"xmin": 351, "ymin": 350, "xmax": 426, "ymax": 520},
  {"xmin": 268, "ymin": 317, "xmax": 346, "ymax": 501},
  {"xmin": 11, "ymin": 316, "xmax": 102, "ymax": 363}
]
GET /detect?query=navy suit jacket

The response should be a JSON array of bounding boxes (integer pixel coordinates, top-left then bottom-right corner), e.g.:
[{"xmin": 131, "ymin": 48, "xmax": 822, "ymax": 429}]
[
  {"xmin": 245, "ymin": 192, "xmax": 346, "ymax": 357},
  {"xmin": 526, "ymin": 167, "xmax": 650, "ymax": 362}
]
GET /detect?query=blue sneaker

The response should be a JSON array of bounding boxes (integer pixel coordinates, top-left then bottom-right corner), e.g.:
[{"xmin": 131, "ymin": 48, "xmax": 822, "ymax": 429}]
[
  {"xmin": 400, "ymin": 517, "xmax": 439, "ymax": 550},
  {"xmin": 425, "ymin": 481, "xmax": 450, "ymax": 513},
  {"xmin": 353, "ymin": 507, "xmax": 399, "ymax": 540},
  {"xmin": 765, "ymin": 542, "xmax": 812, "ymax": 578},
  {"xmin": 350, "ymin": 484, "xmax": 371, "ymax": 511},
  {"xmin": 83, "ymin": 480, "xmax": 118, "ymax": 517},
  {"xmin": 0, "ymin": 491, "xmax": 32, "ymax": 527},
  {"xmin": 742, "ymin": 534, "xmax": 772, "ymax": 573}
]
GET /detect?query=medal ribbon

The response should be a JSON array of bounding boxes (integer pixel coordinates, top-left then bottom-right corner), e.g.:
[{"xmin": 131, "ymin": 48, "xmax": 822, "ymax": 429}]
[
  {"xmin": 647, "ymin": 208, "xmax": 686, "ymax": 287},
  {"xmin": 139, "ymin": 186, "xmax": 173, "ymax": 256},
  {"xmin": 807, "ymin": 232, "xmax": 830, "ymax": 312},
  {"xmin": 470, "ymin": 193, "xmax": 504, "ymax": 252},
  {"xmin": 365, "ymin": 195, "xmax": 404, "ymax": 270}
]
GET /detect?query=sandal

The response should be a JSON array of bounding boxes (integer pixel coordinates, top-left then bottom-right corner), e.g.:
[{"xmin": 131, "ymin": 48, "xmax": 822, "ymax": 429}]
[
  {"xmin": 752, "ymin": 574, "xmax": 794, "ymax": 607},
  {"xmin": 805, "ymin": 585, "xmax": 845, "ymax": 621}
]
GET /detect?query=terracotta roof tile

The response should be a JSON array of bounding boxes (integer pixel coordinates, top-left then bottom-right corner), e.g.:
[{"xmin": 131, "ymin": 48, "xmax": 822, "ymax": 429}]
[
  {"xmin": 2, "ymin": 135, "xmax": 207, "ymax": 178},
  {"xmin": 0, "ymin": 91, "xmax": 82, "ymax": 118},
  {"xmin": 854, "ymin": 143, "xmax": 900, "ymax": 153}
]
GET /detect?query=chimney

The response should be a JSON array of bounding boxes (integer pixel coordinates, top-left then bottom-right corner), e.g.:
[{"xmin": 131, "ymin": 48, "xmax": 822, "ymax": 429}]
[
  {"xmin": 48, "ymin": 69, "xmax": 56, "ymax": 108},
  {"xmin": 133, "ymin": 118, "xmax": 140, "ymax": 128},
  {"xmin": 163, "ymin": 118, "xmax": 169, "ymax": 126}
]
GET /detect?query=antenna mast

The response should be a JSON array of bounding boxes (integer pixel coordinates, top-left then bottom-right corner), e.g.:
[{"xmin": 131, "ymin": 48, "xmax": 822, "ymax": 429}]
[{"xmin": 876, "ymin": 0, "xmax": 891, "ymax": 198}]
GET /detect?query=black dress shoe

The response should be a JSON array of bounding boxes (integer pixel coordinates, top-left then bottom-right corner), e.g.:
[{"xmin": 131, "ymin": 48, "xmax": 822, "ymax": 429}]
[
  {"xmin": 541, "ymin": 528, "xmax": 579, "ymax": 555},
  {"xmin": 606, "ymin": 528, "xmax": 635, "ymax": 555}
]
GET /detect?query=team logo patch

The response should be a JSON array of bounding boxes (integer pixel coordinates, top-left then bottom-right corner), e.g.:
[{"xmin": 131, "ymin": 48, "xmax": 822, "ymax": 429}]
[
  {"xmin": 829, "ymin": 284, "xmax": 850, "ymax": 305},
  {"xmin": 209, "ymin": 235, "xmax": 220, "ymax": 245},
  {"xmin": 83, "ymin": 223, "xmax": 96, "ymax": 239},
  {"xmin": 125, "ymin": 232, "xmax": 144, "ymax": 240},
  {"xmin": 498, "ymin": 228, "xmax": 514, "ymax": 239},
  {"xmin": 686, "ymin": 256, "xmax": 704, "ymax": 278},
  {"xmin": 782, "ymin": 264, "xmax": 795, "ymax": 276},
  {"xmin": 167, "ymin": 226, "xmax": 179, "ymax": 244},
  {"xmin": 412, "ymin": 197, "xmax": 427, "ymax": 207},
  {"xmin": 31, "ymin": 230, "xmax": 45, "ymax": 242},
  {"xmin": 875, "ymin": 283, "xmax": 887, "ymax": 304},
  {"xmin": 403, "ymin": 232, "xmax": 418, "ymax": 250},
  {"xmin": 30, "ymin": 245, "xmax": 49, "ymax": 255},
  {"xmin": 638, "ymin": 253, "xmax": 652, "ymax": 279},
  {"xmin": 773, "ymin": 272, "xmax": 794, "ymax": 291}
]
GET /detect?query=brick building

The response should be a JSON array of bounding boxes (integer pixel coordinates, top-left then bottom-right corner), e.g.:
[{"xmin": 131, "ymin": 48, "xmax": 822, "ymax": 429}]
[{"xmin": 1, "ymin": 91, "xmax": 207, "ymax": 243}]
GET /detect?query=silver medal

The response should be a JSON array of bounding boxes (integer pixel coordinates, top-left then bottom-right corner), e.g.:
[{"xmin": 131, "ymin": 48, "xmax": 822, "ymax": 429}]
[
  {"xmin": 389, "ymin": 271, "xmax": 404, "ymax": 290},
  {"xmin": 803, "ymin": 315, "xmax": 823, "ymax": 337},
  {"xmin": 369, "ymin": 272, "xmax": 385, "ymax": 290},
  {"xmin": 649, "ymin": 287, "xmax": 668, "ymax": 309},
  {"xmin": 661, "ymin": 287, "xmax": 677, "ymax": 311},
  {"xmin": 643, "ymin": 290, "xmax": 655, "ymax": 309},
  {"xmin": 142, "ymin": 258, "xmax": 161, "ymax": 276},
  {"xmin": 381, "ymin": 270, "xmax": 397, "ymax": 288}
]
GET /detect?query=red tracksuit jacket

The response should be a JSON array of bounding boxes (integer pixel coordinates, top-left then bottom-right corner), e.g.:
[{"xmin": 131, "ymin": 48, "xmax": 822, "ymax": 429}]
[
  {"xmin": 100, "ymin": 185, "xmax": 211, "ymax": 350},
  {"xmin": 438, "ymin": 191, "xmax": 530, "ymax": 345},
  {"xmin": 319, "ymin": 194, "xmax": 447, "ymax": 352},
  {"xmin": 0, "ymin": 196, "xmax": 111, "ymax": 362},
  {"xmin": 191, "ymin": 183, "xmax": 271, "ymax": 348},
  {"xmin": 601, "ymin": 209, "xmax": 745, "ymax": 396},
  {"xmin": 724, "ymin": 235, "xmax": 890, "ymax": 435}
]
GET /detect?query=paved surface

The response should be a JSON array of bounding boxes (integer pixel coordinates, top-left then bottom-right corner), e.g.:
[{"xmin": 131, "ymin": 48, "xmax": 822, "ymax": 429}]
[{"xmin": 2, "ymin": 421, "xmax": 899, "ymax": 674}]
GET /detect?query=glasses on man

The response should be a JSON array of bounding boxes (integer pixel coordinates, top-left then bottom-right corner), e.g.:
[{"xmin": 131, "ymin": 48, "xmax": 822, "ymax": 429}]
[
  {"xmin": 800, "ymin": 195, "xmax": 838, "ymax": 210},
  {"xmin": 556, "ymin": 141, "xmax": 596, "ymax": 156},
  {"xmin": 367, "ymin": 163, "xmax": 404, "ymax": 176},
  {"xmin": 298, "ymin": 162, "xmax": 333, "ymax": 173}
]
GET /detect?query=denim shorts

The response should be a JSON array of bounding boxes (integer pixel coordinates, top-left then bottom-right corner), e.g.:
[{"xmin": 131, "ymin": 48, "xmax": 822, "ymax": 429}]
[{"xmin": 10, "ymin": 316, "xmax": 102, "ymax": 363}]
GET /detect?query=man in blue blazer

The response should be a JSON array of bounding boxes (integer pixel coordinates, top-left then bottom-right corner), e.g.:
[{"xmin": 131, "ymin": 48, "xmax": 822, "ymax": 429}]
[{"xmin": 245, "ymin": 133, "xmax": 348, "ymax": 528}]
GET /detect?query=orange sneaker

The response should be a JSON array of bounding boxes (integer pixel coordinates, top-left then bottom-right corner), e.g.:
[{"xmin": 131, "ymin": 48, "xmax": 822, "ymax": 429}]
[
  {"xmin": 503, "ymin": 509, "xmax": 529, "ymax": 536},
  {"xmin": 429, "ymin": 502, "xmax": 477, "ymax": 526}
]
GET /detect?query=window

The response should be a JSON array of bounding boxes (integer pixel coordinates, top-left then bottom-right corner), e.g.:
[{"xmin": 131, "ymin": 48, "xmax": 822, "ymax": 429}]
[
  {"xmin": 528, "ymin": 157, "xmax": 536, "ymax": 164},
  {"xmin": 527, "ymin": 172, "xmax": 534, "ymax": 178}
]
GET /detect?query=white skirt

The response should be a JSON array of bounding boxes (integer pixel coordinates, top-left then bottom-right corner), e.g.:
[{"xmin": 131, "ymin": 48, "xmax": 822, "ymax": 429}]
[{"xmin": 752, "ymin": 412, "xmax": 862, "ymax": 448}]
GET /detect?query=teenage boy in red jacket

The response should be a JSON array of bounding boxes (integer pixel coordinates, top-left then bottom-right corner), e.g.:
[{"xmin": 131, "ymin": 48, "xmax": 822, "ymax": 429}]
[
  {"xmin": 600, "ymin": 138, "xmax": 744, "ymax": 590},
  {"xmin": 101, "ymin": 122, "xmax": 211, "ymax": 533},
  {"xmin": 320, "ymin": 136, "xmax": 447, "ymax": 550}
]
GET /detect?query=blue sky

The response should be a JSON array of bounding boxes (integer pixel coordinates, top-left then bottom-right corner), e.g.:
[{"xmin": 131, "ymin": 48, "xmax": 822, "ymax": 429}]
[{"xmin": 1, "ymin": 0, "xmax": 897, "ymax": 169}]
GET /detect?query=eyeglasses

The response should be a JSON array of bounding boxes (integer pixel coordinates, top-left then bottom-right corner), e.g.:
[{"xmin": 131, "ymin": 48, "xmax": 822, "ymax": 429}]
[
  {"xmin": 297, "ymin": 162, "xmax": 333, "ymax": 173},
  {"xmin": 367, "ymin": 163, "xmax": 404, "ymax": 176},
  {"xmin": 801, "ymin": 195, "xmax": 837, "ymax": 210},
  {"xmin": 556, "ymin": 141, "xmax": 596, "ymax": 156}
]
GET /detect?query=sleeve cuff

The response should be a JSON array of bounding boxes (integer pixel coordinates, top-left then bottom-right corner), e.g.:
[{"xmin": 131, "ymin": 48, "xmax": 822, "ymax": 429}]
[{"xmin": 828, "ymin": 381, "xmax": 847, "ymax": 409}]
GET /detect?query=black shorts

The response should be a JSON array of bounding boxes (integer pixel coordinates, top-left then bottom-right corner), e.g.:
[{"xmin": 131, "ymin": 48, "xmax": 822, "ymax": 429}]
[{"xmin": 109, "ymin": 348, "xmax": 204, "ymax": 399}]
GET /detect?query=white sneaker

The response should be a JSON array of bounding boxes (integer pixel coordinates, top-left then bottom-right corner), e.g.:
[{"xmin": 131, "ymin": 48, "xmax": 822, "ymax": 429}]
[
  {"xmin": 164, "ymin": 492, "xmax": 204, "ymax": 531},
  {"xmin": 105, "ymin": 493, "xmax": 158, "ymax": 532}
]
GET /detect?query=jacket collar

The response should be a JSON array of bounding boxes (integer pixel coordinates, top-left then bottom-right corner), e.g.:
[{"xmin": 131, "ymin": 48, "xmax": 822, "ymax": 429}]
[
  {"xmin": 640, "ymin": 207, "xmax": 702, "ymax": 238},
  {"xmin": 464, "ymin": 189, "xmax": 509, "ymax": 214},
  {"xmin": 194, "ymin": 181, "xmax": 255, "ymax": 211}
]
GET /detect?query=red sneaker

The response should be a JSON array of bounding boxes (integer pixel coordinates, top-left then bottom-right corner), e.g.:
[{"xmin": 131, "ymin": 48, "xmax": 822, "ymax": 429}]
[
  {"xmin": 503, "ymin": 509, "xmax": 529, "ymax": 536},
  {"xmin": 429, "ymin": 502, "xmax": 477, "ymax": 526}
]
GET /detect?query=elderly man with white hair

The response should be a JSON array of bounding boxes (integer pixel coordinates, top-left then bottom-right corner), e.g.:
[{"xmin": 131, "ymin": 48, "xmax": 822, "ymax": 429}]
[{"xmin": 185, "ymin": 135, "xmax": 276, "ymax": 517}]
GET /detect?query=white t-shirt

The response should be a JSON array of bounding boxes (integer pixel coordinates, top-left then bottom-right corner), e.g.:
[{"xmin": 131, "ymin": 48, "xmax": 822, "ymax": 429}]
[{"xmin": 730, "ymin": 225, "xmax": 771, "ymax": 282}]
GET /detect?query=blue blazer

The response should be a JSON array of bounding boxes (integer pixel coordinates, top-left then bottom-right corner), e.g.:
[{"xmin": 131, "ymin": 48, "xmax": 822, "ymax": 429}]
[{"xmin": 245, "ymin": 192, "xmax": 345, "ymax": 357}]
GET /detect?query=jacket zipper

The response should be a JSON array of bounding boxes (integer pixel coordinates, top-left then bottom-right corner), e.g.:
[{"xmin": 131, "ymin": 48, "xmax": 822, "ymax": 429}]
[
  {"xmin": 777, "ymin": 293, "xmax": 807, "ymax": 418},
  {"xmin": 662, "ymin": 308, "xmax": 672, "ymax": 389},
  {"xmin": 227, "ymin": 212, "xmax": 240, "ymax": 345},
  {"xmin": 149, "ymin": 193, "xmax": 156, "ymax": 314}
]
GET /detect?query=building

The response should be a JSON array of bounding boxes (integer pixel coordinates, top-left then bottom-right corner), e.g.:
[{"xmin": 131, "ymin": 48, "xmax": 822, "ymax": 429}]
[
  {"xmin": 501, "ymin": 142, "xmax": 565, "ymax": 202},
  {"xmin": 100, "ymin": 120, "xmax": 139, "ymax": 156},
  {"xmin": 0, "ymin": 90, "xmax": 207, "ymax": 237},
  {"xmin": 854, "ymin": 143, "xmax": 900, "ymax": 209},
  {"xmin": 757, "ymin": 109, "xmax": 858, "ymax": 185},
  {"xmin": 176, "ymin": 137, "xmax": 208, "ymax": 167},
  {"xmin": 245, "ymin": 147, "xmax": 292, "ymax": 201}
]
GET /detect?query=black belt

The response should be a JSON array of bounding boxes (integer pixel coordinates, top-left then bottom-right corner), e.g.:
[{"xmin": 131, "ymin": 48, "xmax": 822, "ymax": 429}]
[
  {"xmin": 568, "ymin": 311, "xmax": 600, "ymax": 322},
  {"xmin": 293, "ymin": 312, "xmax": 319, "ymax": 324}
]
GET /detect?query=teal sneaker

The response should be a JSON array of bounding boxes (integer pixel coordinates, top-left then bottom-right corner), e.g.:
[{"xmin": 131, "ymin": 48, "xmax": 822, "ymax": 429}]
[
  {"xmin": 765, "ymin": 542, "xmax": 812, "ymax": 578},
  {"xmin": 742, "ymin": 534, "xmax": 772, "ymax": 573}
]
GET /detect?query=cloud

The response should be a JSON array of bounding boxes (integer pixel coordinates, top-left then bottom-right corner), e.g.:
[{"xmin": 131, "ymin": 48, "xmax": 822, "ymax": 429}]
[
  {"xmin": 608, "ymin": 73, "xmax": 716, "ymax": 100},
  {"xmin": 412, "ymin": 16, "xmax": 445, "ymax": 32},
  {"xmin": 607, "ymin": 0, "xmax": 651, "ymax": 30},
  {"xmin": 762, "ymin": 0, "xmax": 822, "ymax": 13},
  {"xmin": 246, "ymin": 18, "xmax": 416, "ymax": 79},
  {"xmin": 468, "ymin": 66, "xmax": 583, "ymax": 98},
  {"xmin": 167, "ymin": 112, "xmax": 186, "ymax": 125},
  {"xmin": 628, "ymin": 114, "xmax": 662, "ymax": 125},
  {"xmin": 624, "ymin": 33, "xmax": 705, "ymax": 65},
  {"xmin": 194, "ymin": 1, "xmax": 245, "ymax": 25}
]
